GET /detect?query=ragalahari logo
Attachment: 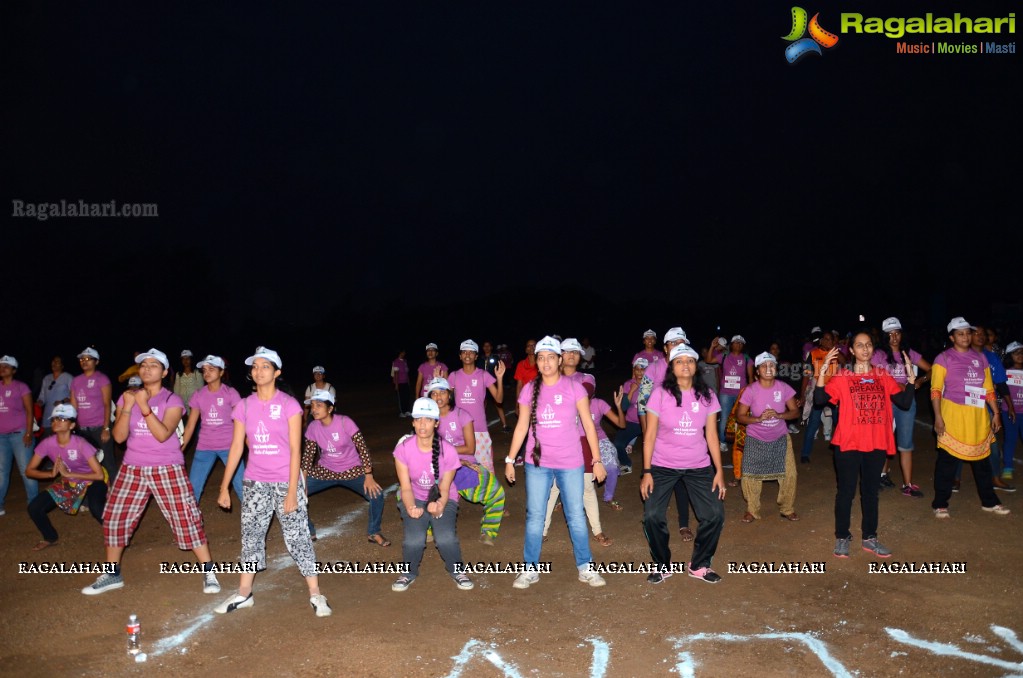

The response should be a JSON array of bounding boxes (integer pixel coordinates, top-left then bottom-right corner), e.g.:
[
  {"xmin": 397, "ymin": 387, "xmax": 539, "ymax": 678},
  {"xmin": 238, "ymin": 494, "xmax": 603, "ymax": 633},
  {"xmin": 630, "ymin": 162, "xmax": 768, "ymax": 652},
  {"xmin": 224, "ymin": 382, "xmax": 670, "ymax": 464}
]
[{"xmin": 783, "ymin": 7, "xmax": 839, "ymax": 63}]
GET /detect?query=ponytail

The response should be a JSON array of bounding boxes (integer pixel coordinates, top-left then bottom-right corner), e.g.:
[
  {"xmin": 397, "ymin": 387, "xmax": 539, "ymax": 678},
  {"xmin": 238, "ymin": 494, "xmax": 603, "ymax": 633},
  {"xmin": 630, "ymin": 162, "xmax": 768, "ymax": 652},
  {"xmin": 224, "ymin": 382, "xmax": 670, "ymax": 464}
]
[
  {"xmin": 431, "ymin": 431, "xmax": 441, "ymax": 482},
  {"xmin": 529, "ymin": 373, "xmax": 543, "ymax": 467}
]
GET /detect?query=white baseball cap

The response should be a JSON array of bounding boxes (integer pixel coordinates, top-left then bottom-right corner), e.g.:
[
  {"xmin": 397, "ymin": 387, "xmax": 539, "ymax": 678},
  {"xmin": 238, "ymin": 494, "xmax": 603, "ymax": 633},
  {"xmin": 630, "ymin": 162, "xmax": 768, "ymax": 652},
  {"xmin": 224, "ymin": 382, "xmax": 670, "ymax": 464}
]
[
  {"xmin": 181, "ymin": 350, "xmax": 194, "ymax": 358},
  {"xmin": 730, "ymin": 335, "xmax": 746, "ymax": 345},
  {"xmin": 664, "ymin": 327, "xmax": 689, "ymax": 344},
  {"xmin": 632, "ymin": 357, "xmax": 649, "ymax": 368},
  {"xmin": 128, "ymin": 376, "xmax": 142, "ymax": 387},
  {"xmin": 560, "ymin": 338, "xmax": 584, "ymax": 354},
  {"xmin": 135, "ymin": 348, "xmax": 169, "ymax": 369},
  {"xmin": 1005, "ymin": 341, "xmax": 1023, "ymax": 354},
  {"xmin": 425, "ymin": 342, "xmax": 439, "ymax": 351},
  {"xmin": 669, "ymin": 344, "xmax": 700, "ymax": 362},
  {"xmin": 947, "ymin": 317, "xmax": 975, "ymax": 333},
  {"xmin": 881, "ymin": 317, "xmax": 902, "ymax": 333},
  {"xmin": 51, "ymin": 403, "xmax": 78, "ymax": 419},
  {"xmin": 77, "ymin": 347, "xmax": 100, "ymax": 360},
  {"xmin": 196, "ymin": 355, "xmax": 225, "ymax": 370},
  {"xmin": 716, "ymin": 337, "xmax": 727, "ymax": 348},
  {"xmin": 245, "ymin": 346, "xmax": 282, "ymax": 369},
  {"xmin": 534, "ymin": 336, "xmax": 562, "ymax": 355},
  {"xmin": 304, "ymin": 389, "xmax": 335, "ymax": 406},
  {"xmin": 754, "ymin": 351, "xmax": 777, "ymax": 367},
  {"xmin": 411, "ymin": 397, "xmax": 440, "ymax": 420},
  {"xmin": 0, "ymin": 355, "xmax": 17, "ymax": 368},
  {"xmin": 426, "ymin": 377, "xmax": 451, "ymax": 393},
  {"xmin": 459, "ymin": 339, "xmax": 479, "ymax": 353},
  {"xmin": 312, "ymin": 365, "xmax": 326, "ymax": 374},
  {"xmin": 642, "ymin": 329, "xmax": 657, "ymax": 339}
]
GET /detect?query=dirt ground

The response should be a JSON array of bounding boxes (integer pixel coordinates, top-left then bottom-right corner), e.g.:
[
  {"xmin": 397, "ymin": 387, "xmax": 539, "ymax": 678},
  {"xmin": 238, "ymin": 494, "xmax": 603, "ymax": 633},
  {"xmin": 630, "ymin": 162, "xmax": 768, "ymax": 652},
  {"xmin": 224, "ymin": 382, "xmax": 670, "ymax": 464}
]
[{"xmin": 1, "ymin": 381, "xmax": 1019, "ymax": 677}]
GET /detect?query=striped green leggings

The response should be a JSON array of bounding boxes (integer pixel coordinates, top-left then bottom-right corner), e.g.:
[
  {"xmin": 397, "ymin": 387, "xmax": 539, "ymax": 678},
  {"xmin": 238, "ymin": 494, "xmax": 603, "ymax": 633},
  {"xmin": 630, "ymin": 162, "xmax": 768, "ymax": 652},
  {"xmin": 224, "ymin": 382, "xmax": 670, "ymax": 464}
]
[{"xmin": 459, "ymin": 468, "xmax": 506, "ymax": 538}]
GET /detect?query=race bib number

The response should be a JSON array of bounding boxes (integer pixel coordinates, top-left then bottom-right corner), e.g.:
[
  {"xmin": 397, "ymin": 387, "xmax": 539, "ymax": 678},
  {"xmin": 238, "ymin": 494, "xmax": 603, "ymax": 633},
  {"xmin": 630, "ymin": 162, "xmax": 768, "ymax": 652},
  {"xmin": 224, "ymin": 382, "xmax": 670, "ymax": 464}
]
[
  {"xmin": 965, "ymin": 385, "xmax": 986, "ymax": 409},
  {"xmin": 723, "ymin": 376, "xmax": 741, "ymax": 390},
  {"xmin": 1007, "ymin": 370, "xmax": 1023, "ymax": 388}
]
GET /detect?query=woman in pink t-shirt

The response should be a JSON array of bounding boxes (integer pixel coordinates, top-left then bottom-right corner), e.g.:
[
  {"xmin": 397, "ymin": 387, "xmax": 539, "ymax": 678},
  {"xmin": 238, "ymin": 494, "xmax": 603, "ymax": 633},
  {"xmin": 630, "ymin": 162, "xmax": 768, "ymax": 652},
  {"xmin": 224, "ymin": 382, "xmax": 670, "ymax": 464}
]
[
  {"xmin": 26, "ymin": 403, "xmax": 106, "ymax": 550},
  {"xmin": 414, "ymin": 342, "xmax": 449, "ymax": 397},
  {"xmin": 215, "ymin": 347, "xmax": 331, "ymax": 617},
  {"xmin": 82, "ymin": 348, "xmax": 219, "ymax": 597},
  {"xmin": 429, "ymin": 377, "xmax": 506, "ymax": 546},
  {"xmin": 735, "ymin": 352, "xmax": 800, "ymax": 523},
  {"xmin": 640, "ymin": 344, "xmax": 726, "ymax": 584},
  {"xmin": 391, "ymin": 397, "xmax": 472, "ymax": 592},
  {"xmin": 504, "ymin": 336, "xmax": 607, "ymax": 590},
  {"xmin": 0, "ymin": 355, "xmax": 38, "ymax": 512}
]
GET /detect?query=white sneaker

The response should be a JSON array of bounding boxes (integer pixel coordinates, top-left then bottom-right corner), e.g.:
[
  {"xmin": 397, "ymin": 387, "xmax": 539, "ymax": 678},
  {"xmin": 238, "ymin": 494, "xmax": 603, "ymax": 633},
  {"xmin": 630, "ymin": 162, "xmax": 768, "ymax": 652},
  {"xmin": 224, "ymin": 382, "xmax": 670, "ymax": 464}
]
[
  {"xmin": 512, "ymin": 572, "xmax": 539, "ymax": 589},
  {"xmin": 81, "ymin": 572, "xmax": 124, "ymax": 595},
  {"xmin": 310, "ymin": 594, "xmax": 332, "ymax": 617},
  {"xmin": 215, "ymin": 593, "xmax": 254, "ymax": 614},
  {"xmin": 719, "ymin": 442, "xmax": 728, "ymax": 453},
  {"xmin": 578, "ymin": 567, "xmax": 606, "ymax": 587},
  {"xmin": 202, "ymin": 571, "xmax": 221, "ymax": 594},
  {"xmin": 981, "ymin": 504, "xmax": 1011, "ymax": 515}
]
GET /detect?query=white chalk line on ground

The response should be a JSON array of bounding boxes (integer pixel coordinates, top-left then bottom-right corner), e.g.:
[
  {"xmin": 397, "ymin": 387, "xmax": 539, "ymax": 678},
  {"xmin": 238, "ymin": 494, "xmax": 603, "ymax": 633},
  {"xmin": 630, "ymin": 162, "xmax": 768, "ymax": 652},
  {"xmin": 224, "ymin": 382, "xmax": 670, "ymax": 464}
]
[
  {"xmin": 886, "ymin": 626, "xmax": 1023, "ymax": 673},
  {"xmin": 151, "ymin": 485, "xmax": 399, "ymax": 657},
  {"xmin": 671, "ymin": 632, "xmax": 852, "ymax": 678},
  {"xmin": 444, "ymin": 637, "xmax": 610, "ymax": 678}
]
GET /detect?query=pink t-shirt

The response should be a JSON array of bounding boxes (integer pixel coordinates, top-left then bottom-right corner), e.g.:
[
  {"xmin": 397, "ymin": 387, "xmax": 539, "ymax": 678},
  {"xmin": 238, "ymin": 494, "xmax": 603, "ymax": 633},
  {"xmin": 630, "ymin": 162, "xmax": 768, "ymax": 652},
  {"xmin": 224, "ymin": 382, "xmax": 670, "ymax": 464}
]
[
  {"xmin": 448, "ymin": 367, "xmax": 496, "ymax": 433},
  {"xmin": 189, "ymin": 384, "xmax": 242, "ymax": 450},
  {"xmin": 589, "ymin": 398, "xmax": 612, "ymax": 441},
  {"xmin": 565, "ymin": 371, "xmax": 595, "ymax": 435},
  {"xmin": 646, "ymin": 386, "xmax": 721, "ymax": 469},
  {"xmin": 719, "ymin": 353, "xmax": 750, "ymax": 395},
  {"xmin": 304, "ymin": 415, "xmax": 362, "ymax": 473},
  {"xmin": 417, "ymin": 361, "xmax": 449, "ymax": 395},
  {"xmin": 1005, "ymin": 369, "xmax": 1023, "ymax": 413},
  {"xmin": 391, "ymin": 358, "xmax": 409, "ymax": 384},
  {"xmin": 0, "ymin": 380, "xmax": 31, "ymax": 434},
  {"xmin": 35, "ymin": 434, "xmax": 98, "ymax": 476},
  {"xmin": 232, "ymin": 391, "xmax": 303, "ymax": 482},
  {"xmin": 517, "ymin": 376, "xmax": 588, "ymax": 469},
  {"xmin": 439, "ymin": 407, "xmax": 475, "ymax": 461},
  {"xmin": 739, "ymin": 381, "xmax": 797, "ymax": 442},
  {"xmin": 933, "ymin": 349, "xmax": 990, "ymax": 406},
  {"xmin": 622, "ymin": 379, "xmax": 642, "ymax": 424},
  {"xmin": 870, "ymin": 348, "xmax": 924, "ymax": 385},
  {"xmin": 393, "ymin": 436, "xmax": 460, "ymax": 502},
  {"xmin": 633, "ymin": 350, "xmax": 661, "ymax": 366},
  {"xmin": 71, "ymin": 372, "xmax": 111, "ymax": 427},
  {"xmin": 119, "ymin": 389, "xmax": 185, "ymax": 467}
]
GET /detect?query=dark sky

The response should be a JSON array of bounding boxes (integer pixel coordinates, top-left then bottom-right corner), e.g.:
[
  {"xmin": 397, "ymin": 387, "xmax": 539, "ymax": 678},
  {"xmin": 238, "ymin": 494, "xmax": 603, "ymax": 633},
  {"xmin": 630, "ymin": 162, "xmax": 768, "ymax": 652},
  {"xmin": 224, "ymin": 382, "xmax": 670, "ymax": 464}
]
[{"xmin": 4, "ymin": 1, "xmax": 1020, "ymax": 379}]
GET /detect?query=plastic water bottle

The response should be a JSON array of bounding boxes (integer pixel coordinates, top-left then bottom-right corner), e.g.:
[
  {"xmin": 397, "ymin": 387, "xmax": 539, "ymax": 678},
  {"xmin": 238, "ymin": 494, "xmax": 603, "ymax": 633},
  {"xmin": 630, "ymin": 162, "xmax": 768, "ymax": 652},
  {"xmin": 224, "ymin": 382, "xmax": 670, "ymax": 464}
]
[{"xmin": 126, "ymin": 614, "xmax": 141, "ymax": 656}]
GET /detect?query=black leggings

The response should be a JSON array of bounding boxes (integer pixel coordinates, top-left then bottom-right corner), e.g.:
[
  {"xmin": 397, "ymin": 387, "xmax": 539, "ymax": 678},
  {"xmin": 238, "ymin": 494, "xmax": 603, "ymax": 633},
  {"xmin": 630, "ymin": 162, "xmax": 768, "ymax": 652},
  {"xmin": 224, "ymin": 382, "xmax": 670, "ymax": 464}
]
[{"xmin": 27, "ymin": 483, "xmax": 106, "ymax": 543}]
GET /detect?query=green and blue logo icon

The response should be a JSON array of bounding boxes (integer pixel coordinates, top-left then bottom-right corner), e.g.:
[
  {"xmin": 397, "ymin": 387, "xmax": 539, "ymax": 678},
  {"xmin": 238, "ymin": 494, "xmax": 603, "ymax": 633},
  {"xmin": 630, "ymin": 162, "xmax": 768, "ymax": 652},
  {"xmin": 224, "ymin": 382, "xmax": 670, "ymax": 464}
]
[{"xmin": 783, "ymin": 7, "xmax": 839, "ymax": 63}]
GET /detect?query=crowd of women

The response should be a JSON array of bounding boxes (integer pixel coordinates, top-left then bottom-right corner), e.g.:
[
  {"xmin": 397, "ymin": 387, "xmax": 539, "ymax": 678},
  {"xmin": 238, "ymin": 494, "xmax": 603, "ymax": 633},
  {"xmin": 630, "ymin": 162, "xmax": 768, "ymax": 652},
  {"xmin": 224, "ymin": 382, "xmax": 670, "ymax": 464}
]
[{"xmin": 0, "ymin": 315, "xmax": 1017, "ymax": 613}]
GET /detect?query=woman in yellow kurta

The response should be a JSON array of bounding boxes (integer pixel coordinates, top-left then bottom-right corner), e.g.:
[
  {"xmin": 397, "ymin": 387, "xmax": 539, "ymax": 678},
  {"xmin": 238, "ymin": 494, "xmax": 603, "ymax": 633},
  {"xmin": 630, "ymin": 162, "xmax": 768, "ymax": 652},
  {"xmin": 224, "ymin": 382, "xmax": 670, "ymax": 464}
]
[{"xmin": 930, "ymin": 317, "xmax": 1008, "ymax": 518}]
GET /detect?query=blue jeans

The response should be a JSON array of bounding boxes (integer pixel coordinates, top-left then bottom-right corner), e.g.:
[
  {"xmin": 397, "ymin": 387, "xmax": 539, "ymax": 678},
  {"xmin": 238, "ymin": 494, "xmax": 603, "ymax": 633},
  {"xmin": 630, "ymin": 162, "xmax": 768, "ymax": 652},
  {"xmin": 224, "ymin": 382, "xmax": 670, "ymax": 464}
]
[
  {"xmin": 717, "ymin": 393, "xmax": 738, "ymax": 443},
  {"xmin": 892, "ymin": 398, "xmax": 917, "ymax": 451},
  {"xmin": 524, "ymin": 463, "xmax": 591, "ymax": 568},
  {"xmin": 613, "ymin": 421, "xmax": 642, "ymax": 467},
  {"xmin": 800, "ymin": 403, "xmax": 836, "ymax": 460},
  {"xmin": 398, "ymin": 498, "xmax": 462, "ymax": 577},
  {"xmin": 306, "ymin": 475, "xmax": 385, "ymax": 536},
  {"xmin": 189, "ymin": 449, "xmax": 245, "ymax": 502},
  {"xmin": 0, "ymin": 431, "xmax": 38, "ymax": 510}
]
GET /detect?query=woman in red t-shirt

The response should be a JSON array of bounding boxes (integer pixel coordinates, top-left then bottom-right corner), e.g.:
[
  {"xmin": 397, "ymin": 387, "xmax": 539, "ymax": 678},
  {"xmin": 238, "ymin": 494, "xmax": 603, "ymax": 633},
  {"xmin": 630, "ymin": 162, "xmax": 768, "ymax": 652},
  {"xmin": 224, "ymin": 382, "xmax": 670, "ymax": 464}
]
[{"xmin": 813, "ymin": 333, "xmax": 916, "ymax": 560}]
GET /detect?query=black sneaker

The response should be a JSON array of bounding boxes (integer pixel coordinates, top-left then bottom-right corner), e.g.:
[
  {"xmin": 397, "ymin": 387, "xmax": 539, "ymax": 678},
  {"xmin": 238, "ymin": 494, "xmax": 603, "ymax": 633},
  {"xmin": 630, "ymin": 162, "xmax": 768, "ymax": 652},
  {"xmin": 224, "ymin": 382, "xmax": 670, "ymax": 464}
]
[
  {"xmin": 647, "ymin": 571, "xmax": 673, "ymax": 585},
  {"xmin": 879, "ymin": 473, "xmax": 895, "ymax": 489},
  {"xmin": 686, "ymin": 564, "xmax": 722, "ymax": 583}
]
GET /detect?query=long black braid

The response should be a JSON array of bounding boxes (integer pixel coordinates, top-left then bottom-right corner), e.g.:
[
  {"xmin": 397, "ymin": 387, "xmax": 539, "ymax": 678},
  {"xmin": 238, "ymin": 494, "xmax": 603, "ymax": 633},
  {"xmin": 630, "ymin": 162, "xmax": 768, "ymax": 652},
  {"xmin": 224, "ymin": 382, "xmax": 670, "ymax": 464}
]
[
  {"xmin": 530, "ymin": 373, "xmax": 543, "ymax": 467},
  {"xmin": 431, "ymin": 426, "xmax": 441, "ymax": 483}
]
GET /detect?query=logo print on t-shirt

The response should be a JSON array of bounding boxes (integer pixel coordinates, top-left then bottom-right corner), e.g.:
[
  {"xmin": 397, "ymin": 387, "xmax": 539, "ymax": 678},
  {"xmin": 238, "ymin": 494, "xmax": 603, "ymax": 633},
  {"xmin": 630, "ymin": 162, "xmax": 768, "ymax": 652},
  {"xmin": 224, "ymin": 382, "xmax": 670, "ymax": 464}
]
[
  {"xmin": 331, "ymin": 432, "xmax": 340, "ymax": 441},
  {"xmin": 88, "ymin": 379, "xmax": 95, "ymax": 388},
  {"xmin": 208, "ymin": 405, "xmax": 219, "ymax": 420},
  {"xmin": 417, "ymin": 470, "xmax": 433, "ymax": 488},
  {"xmin": 967, "ymin": 367, "xmax": 978, "ymax": 380},
  {"xmin": 541, "ymin": 404, "xmax": 556, "ymax": 422},
  {"xmin": 449, "ymin": 421, "xmax": 457, "ymax": 430},
  {"xmin": 691, "ymin": 401, "xmax": 700, "ymax": 413},
  {"xmin": 217, "ymin": 397, "xmax": 224, "ymax": 406},
  {"xmin": 773, "ymin": 391, "xmax": 782, "ymax": 403},
  {"xmin": 254, "ymin": 421, "xmax": 270, "ymax": 443},
  {"xmin": 3, "ymin": 390, "xmax": 9, "ymax": 398},
  {"xmin": 463, "ymin": 385, "xmax": 473, "ymax": 400},
  {"xmin": 76, "ymin": 390, "xmax": 87, "ymax": 405},
  {"xmin": 471, "ymin": 379, "xmax": 478, "ymax": 387},
  {"xmin": 67, "ymin": 449, "xmax": 78, "ymax": 460},
  {"xmin": 554, "ymin": 394, "xmax": 563, "ymax": 405},
  {"xmin": 679, "ymin": 412, "xmax": 693, "ymax": 428}
]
